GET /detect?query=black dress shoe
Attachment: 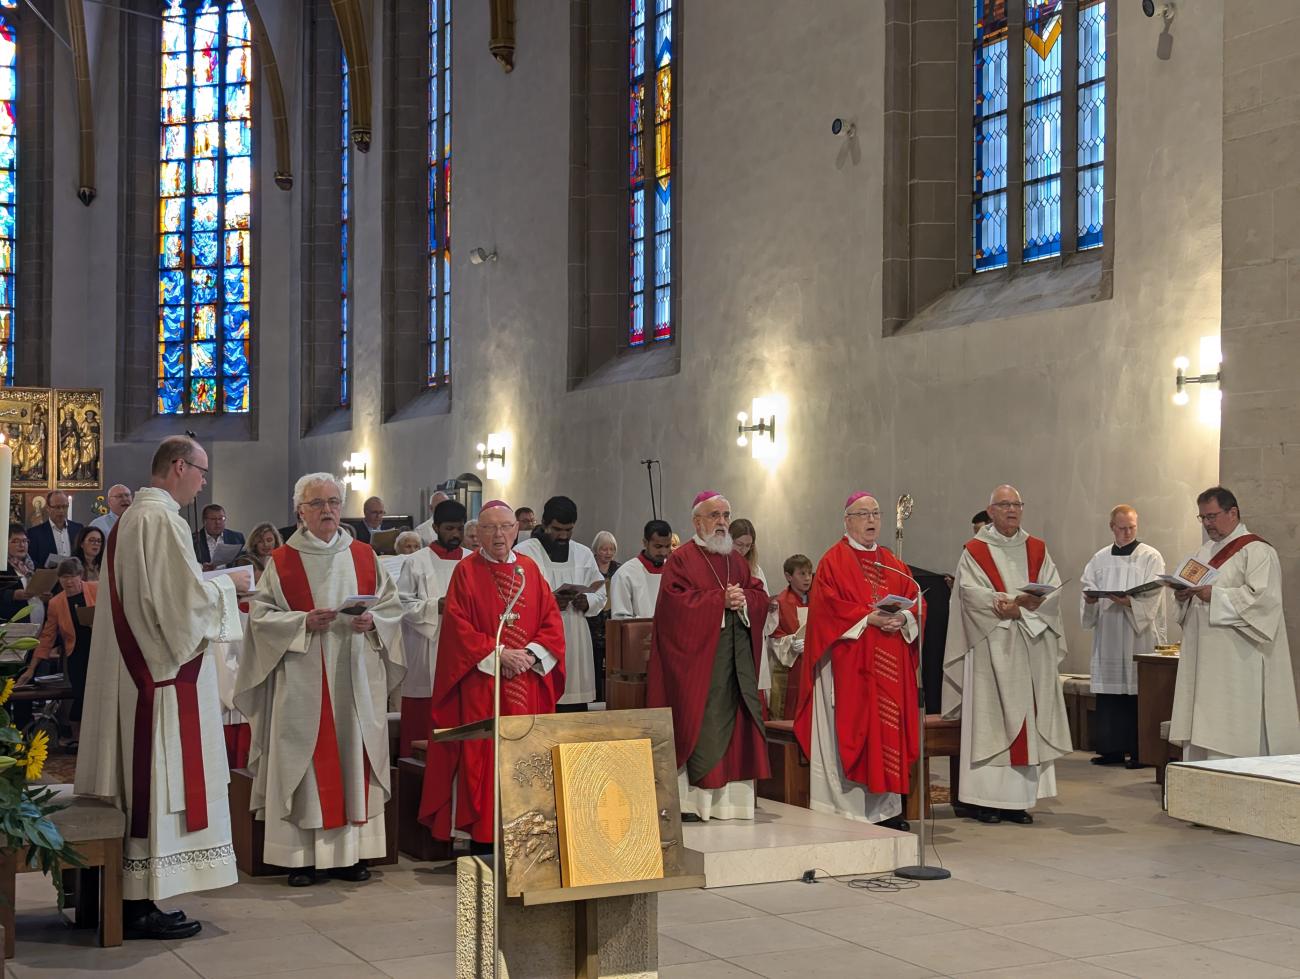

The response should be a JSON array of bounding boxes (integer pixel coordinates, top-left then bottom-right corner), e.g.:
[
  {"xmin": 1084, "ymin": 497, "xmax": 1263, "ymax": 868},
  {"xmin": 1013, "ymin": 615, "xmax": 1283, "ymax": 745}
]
[
  {"xmin": 327, "ymin": 862, "xmax": 372, "ymax": 883},
  {"xmin": 879, "ymin": 814, "xmax": 911, "ymax": 831},
  {"xmin": 1000, "ymin": 809, "xmax": 1034, "ymax": 824},
  {"xmin": 124, "ymin": 909, "xmax": 203, "ymax": 941},
  {"xmin": 681, "ymin": 812, "xmax": 702, "ymax": 823},
  {"xmin": 952, "ymin": 802, "xmax": 979, "ymax": 819},
  {"xmin": 975, "ymin": 808, "xmax": 1003, "ymax": 824},
  {"xmin": 156, "ymin": 907, "xmax": 188, "ymax": 923},
  {"xmin": 1090, "ymin": 753, "xmax": 1124, "ymax": 766},
  {"xmin": 287, "ymin": 867, "xmax": 318, "ymax": 887},
  {"xmin": 1125, "ymin": 759, "xmax": 1148, "ymax": 770}
]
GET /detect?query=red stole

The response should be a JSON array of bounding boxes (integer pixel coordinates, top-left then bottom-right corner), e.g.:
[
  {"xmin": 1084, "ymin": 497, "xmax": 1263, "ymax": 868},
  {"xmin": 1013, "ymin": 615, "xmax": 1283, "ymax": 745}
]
[
  {"xmin": 636, "ymin": 552, "xmax": 665, "ymax": 575},
  {"xmin": 429, "ymin": 541, "xmax": 463, "ymax": 561},
  {"xmin": 1209, "ymin": 533, "xmax": 1267, "ymax": 569},
  {"xmin": 272, "ymin": 540, "xmax": 377, "ymax": 830},
  {"xmin": 105, "ymin": 525, "xmax": 210, "ymax": 839},
  {"xmin": 773, "ymin": 587, "xmax": 807, "ymax": 638},
  {"xmin": 794, "ymin": 541, "xmax": 920, "ymax": 794}
]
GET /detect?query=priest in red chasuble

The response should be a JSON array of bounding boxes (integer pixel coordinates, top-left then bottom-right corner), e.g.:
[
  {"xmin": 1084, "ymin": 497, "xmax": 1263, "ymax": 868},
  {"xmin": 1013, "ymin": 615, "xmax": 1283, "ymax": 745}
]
[
  {"xmin": 419, "ymin": 500, "xmax": 565, "ymax": 848},
  {"xmin": 942, "ymin": 484, "xmax": 1072, "ymax": 825},
  {"xmin": 794, "ymin": 493, "xmax": 919, "ymax": 830},
  {"xmin": 648, "ymin": 491, "xmax": 770, "ymax": 821},
  {"xmin": 238, "ymin": 473, "xmax": 406, "ymax": 887}
]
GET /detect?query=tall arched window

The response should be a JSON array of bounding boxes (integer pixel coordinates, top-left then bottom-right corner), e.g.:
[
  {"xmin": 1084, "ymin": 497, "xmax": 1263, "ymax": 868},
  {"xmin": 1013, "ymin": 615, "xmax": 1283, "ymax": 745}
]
[
  {"xmin": 340, "ymin": 53, "xmax": 351, "ymax": 406},
  {"xmin": 628, "ymin": 0, "xmax": 673, "ymax": 346},
  {"xmin": 157, "ymin": 0, "xmax": 253, "ymax": 415},
  {"xmin": 0, "ymin": 0, "xmax": 17, "ymax": 385},
  {"xmin": 428, "ymin": 0, "xmax": 450, "ymax": 386}
]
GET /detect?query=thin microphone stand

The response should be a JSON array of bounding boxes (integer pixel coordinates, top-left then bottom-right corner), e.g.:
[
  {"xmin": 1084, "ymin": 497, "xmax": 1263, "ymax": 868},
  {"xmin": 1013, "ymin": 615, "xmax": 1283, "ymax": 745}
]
[
  {"xmin": 492, "ymin": 566, "xmax": 526, "ymax": 977},
  {"xmin": 875, "ymin": 558, "xmax": 950, "ymax": 882}
]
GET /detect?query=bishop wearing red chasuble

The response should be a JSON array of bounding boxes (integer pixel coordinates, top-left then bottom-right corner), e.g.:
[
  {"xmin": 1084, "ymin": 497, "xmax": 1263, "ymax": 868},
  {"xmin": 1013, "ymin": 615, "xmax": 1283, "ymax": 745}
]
[
  {"xmin": 648, "ymin": 492, "xmax": 770, "ymax": 821},
  {"xmin": 419, "ymin": 500, "xmax": 565, "ymax": 846},
  {"xmin": 237, "ymin": 473, "xmax": 406, "ymax": 887},
  {"xmin": 794, "ymin": 493, "xmax": 920, "ymax": 829}
]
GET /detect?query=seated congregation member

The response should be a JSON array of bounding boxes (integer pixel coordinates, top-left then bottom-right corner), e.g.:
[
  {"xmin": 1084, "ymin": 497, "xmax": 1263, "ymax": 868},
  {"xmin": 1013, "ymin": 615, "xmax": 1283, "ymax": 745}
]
[
  {"xmin": 28, "ymin": 491, "xmax": 82, "ymax": 570},
  {"xmin": 193, "ymin": 504, "xmax": 245, "ymax": 569},
  {"xmin": 514, "ymin": 506, "xmax": 536, "ymax": 535},
  {"xmin": 0, "ymin": 527, "xmax": 48, "ymax": 624},
  {"xmin": 589, "ymin": 531, "xmax": 620, "ymax": 701},
  {"xmin": 395, "ymin": 531, "xmax": 424, "ymax": 555},
  {"xmin": 767, "ymin": 553, "xmax": 813, "ymax": 720},
  {"xmin": 238, "ymin": 473, "xmax": 405, "ymax": 888},
  {"xmin": 463, "ymin": 519, "xmax": 480, "ymax": 550},
  {"xmin": 1169, "ymin": 487, "xmax": 1300, "ymax": 761},
  {"xmin": 943, "ymin": 485, "xmax": 1071, "ymax": 825},
  {"xmin": 232, "ymin": 522, "xmax": 284, "ymax": 586},
  {"xmin": 418, "ymin": 500, "xmax": 564, "ymax": 850},
  {"xmin": 649, "ymin": 492, "xmax": 769, "ymax": 821},
  {"xmin": 354, "ymin": 496, "xmax": 387, "ymax": 546},
  {"xmin": 89, "ymin": 484, "xmax": 133, "ymax": 535},
  {"xmin": 795, "ymin": 495, "xmax": 917, "ymax": 830},
  {"xmin": 1080, "ymin": 505, "xmax": 1166, "ymax": 768},
  {"xmin": 414, "ymin": 491, "xmax": 451, "ymax": 545},
  {"xmin": 515, "ymin": 496, "xmax": 606, "ymax": 711},
  {"xmin": 74, "ymin": 525, "xmax": 105, "ymax": 582},
  {"xmin": 396, "ymin": 499, "xmax": 471, "ymax": 756},
  {"xmin": 609, "ymin": 520, "xmax": 673, "ymax": 618},
  {"xmin": 19, "ymin": 558, "xmax": 96, "ymax": 747}
]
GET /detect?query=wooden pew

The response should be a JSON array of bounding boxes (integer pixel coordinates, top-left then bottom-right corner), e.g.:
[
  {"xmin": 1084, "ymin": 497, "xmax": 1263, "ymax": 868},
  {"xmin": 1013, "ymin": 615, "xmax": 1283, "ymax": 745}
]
[
  {"xmin": 905, "ymin": 716, "xmax": 962, "ymax": 820},
  {"xmin": 605, "ymin": 617, "xmax": 653, "ymax": 711}
]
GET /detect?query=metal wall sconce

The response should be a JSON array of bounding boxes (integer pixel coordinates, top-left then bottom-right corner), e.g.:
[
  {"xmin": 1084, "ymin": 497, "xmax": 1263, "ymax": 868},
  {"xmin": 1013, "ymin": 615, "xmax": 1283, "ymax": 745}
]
[
  {"xmin": 341, "ymin": 451, "xmax": 370, "ymax": 493},
  {"xmin": 1172, "ymin": 358, "xmax": 1220, "ymax": 405},
  {"xmin": 736, "ymin": 395, "xmax": 788, "ymax": 466},
  {"xmin": 476, "ymin": 432, "xmax": 511, "ymax": 481},
  {"xmin": 475, "ymin": 443, "xmax": 506, "ymax": 471},
  {"xmin": 736, "ymin": 412, "xmax": 775, "ymax": 448},
  {"xmin": 1172, "ymin": 336, "xmax": 1222, "ymax": 427}
]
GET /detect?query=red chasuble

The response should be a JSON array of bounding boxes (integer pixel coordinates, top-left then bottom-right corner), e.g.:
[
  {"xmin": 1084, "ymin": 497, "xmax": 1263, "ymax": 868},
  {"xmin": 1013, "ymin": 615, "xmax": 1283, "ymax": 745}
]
[
  {"xmin": 647, "ymin": 540, "xmax": 771, "ymax": 788},
  {"xmin": 418, "ymin": 552, "xmax": 565, "ymax": 842},
  {"xmin": 794, "ymin": 540, "xmax": 921, "ymax": 795},
  {"xmin": 773, "ymin": 587, "xmax": 807, "ymax": 639}
]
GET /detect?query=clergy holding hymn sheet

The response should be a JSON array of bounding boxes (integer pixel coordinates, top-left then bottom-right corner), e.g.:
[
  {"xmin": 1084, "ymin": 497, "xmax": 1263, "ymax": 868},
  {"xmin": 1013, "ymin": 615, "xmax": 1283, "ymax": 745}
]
[
  {"xmin": 396, "ymin": 498, "xmax": 471, "ymax": 756},
  {"xmin": 609, "ymin": 519, "xmax": 673, "ymax": 618},
  {"xmin": 1080, "ymin": 505, "xmax": 1166, "ymax": 768},
  {"xmin": 237, "ymin": 472, "xmax": 405, "ymax": 888},
  {"xmin": 418, "ymin": 500, "xmax": 565, "ymax": 849},
  {"xmin": 1168, "ymin": 487, "xmax": 1300, "ymax": 761},
  {"xmin": 648, "ymin": 491, "xmax": 770, "ymax": 821},
  {"xmin": 942, "ymin": 485, "xmax": 1072, "ymax": 825},
  {"xmin": 514, "ymin": 495, "xmax": 606, "ymax": 709},
  {"xmin": 74, "ymin": 436, "xmax": 246, "ymax": 941},
  {"xmin": 794, "ymin": 495, "xmax": 919, "ymax": 830}
]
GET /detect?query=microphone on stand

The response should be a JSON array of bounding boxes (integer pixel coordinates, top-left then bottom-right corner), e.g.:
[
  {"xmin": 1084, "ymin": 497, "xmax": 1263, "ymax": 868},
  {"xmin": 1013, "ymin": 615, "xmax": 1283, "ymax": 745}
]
[{"xmin": 492, "ymin": 562, "xmax": 526, "ymax": 977}]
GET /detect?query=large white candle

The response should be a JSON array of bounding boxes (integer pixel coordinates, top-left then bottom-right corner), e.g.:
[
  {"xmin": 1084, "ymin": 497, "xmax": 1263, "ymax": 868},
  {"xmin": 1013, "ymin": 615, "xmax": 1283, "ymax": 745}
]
[{"xmin": 0, "ymin": 435, "xmax": 10, "ymax": 551}]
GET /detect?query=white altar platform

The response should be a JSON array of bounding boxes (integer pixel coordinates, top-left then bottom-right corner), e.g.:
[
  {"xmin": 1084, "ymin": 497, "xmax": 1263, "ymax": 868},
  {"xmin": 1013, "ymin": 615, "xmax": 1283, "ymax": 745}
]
[
  {"xmin": 680, "ymin": 798, "xmax": 918, "ymax": 888},
  {"xmin": 1166, "ymin": 754, "xmax": 1300, "ymax": 845}
]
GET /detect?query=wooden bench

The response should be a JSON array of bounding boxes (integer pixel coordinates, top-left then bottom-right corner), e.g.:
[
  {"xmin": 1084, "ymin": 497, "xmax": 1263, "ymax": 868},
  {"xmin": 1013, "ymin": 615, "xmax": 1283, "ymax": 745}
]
[
  {"xmin": 0, "ymin": 786, "xmax": 124, "ymax": 959},
  {"xmin": 906, "ymin": 716, "xmax": 961, "ymax": 820},
  {"xmin": 396, "ymin": 756, "xmax": 453, "ymax": 861},
  {"xmin": 605, "ymin": 618, "xmax": 652, "ymax": 711},
  {"xmin": 758, "ymin": 719, "xmax": 810, "ymax": 808}
]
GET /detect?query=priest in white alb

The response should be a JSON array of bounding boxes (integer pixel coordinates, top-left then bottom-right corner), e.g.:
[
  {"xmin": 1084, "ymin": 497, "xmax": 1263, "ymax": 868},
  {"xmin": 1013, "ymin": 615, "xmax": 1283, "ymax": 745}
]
[
  {"xmin": 609, "ymin": 519, "xmax": 673, "ymax": 618},
  {"xmin": 942, "ymin": 484, "xmax": 1072, "ymax": 825},
  {"xmin": 1080, "ymin": 504, "xmax": 1166, "ymax": 768},
  {"xmin": 237, "ymin": 472, "xmax": 405, "ymax": 887},
  {"xmin": 75, "ymin": 436, "xmax": 248, "ymax": 940},
  {"xmin": 396, "ymin": 498, "xmax": 470, "ymax": 756},
  {"xmin": 1169, "ymin": 486, "xmax": 1300, "ymax": 760},
  {"xmin": 514, "ymin": 495, "xmax": 606, "ymax": 709}
]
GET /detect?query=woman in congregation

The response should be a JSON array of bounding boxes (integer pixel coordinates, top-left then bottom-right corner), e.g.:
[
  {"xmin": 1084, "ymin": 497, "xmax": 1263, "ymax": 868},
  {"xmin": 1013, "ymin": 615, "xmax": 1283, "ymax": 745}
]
[
  {"xmin": 74, "ymin": 526, "xmax": 105, "ymax": 582},
  {"xmin": 18, "ymin": 558, "xmax": 96, "ymax": 747},
  {"xmin": 395, "ymin": 530, "xmax": 424, "ymax": 555},
  {"xmin": 463, "ymin": 518, "xmax": 480, "ymax": 551},
  {"xmin": 233, "ymin": 522, "xmax": 283, "ymax": 585},
  {"xmin": 589, "ymin": 531, "xmax": 620, "ymax": 703}
]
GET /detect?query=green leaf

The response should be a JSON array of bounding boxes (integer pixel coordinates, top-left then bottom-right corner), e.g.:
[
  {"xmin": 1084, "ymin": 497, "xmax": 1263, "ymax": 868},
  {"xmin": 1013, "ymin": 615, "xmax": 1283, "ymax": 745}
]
[
  {"xmin": 4, "ymin": 605, "xmax": 30, "ymax": 624},
  {"xmin": 6, "ymin": 638, "xmax": 39, "ymax": 651}
]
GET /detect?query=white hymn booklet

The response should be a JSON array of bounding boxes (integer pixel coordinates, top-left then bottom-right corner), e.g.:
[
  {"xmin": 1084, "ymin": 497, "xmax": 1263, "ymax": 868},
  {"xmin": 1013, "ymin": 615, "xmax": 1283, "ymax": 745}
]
[
  {"xmin": 872, "ymin": 594, "xmax": 917, "ymax": 613},
  {"xmin": 337, "ymin": 595, "xmax": 379, "ymax": 615},
  {"xmin": 209, "ymin": 541, "xmax": 243, "ymax": 567},
  {"xmin": 1018, "ymin": 580, "xmax": 1069, "ymax": 598},
  {"xmin": 203, "ymin": 565, "xmax": 253, "ymax": 594}
]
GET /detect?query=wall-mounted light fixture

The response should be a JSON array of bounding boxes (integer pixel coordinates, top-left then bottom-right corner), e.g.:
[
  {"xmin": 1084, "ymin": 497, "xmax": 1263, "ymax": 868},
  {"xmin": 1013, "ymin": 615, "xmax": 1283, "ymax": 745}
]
[
  {"xmin": 470, "ymin": 247, "xmax": 498, "ymax": 265},
  {"xmin": 736, "ymin": 395, "xmax": 788, "ymax": 466},
  {"xmin": 476, "ymin": 432, "xmax": 511, "ymax": 481},
  {"xmin": 341, "ymin": 451, "xmax": 370, "ymax": 494},
  {"xmin": 1172, "ymin": 335, "xmax": 1221, "ymax": 427}
]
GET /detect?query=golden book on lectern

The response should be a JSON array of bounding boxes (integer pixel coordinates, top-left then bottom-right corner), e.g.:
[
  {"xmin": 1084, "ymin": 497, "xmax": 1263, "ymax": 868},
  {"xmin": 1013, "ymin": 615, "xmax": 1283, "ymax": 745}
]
[{"xmin": 551, "ymin": 738, "xmax": 665, "ymax": 888}]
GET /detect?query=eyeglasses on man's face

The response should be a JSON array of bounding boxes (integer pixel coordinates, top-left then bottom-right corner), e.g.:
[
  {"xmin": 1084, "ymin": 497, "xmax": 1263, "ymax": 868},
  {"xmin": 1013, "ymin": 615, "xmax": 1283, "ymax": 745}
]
[
  {"xmin": 846, "ymin": 510, "xmax": 881, "ymax": 520},
  {"xmin": 990, "ymin": 501, "xmax": 1024, "ymax": 511},
  {"xmin": 302, "ymin": 498, "xmax": 343, "ymax": 511}
]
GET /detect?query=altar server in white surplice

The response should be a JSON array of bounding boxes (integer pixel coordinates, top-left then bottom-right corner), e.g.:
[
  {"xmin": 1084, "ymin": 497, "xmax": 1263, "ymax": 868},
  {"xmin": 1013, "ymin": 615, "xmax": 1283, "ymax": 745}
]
[
  {"xmin": 238, "ymin": 473, "xmax": 405, "ymax": 887},
  {"xmin": 942, "ymin": 484, "xmax": 1072, "ymax": 826},
  {"xmin": 75, "ymin": 436, "xmax": 246, "ymax": 941},
  {"xmin": 1169, "ymin": 486, "xmax": 1300, "ymax": 761},
  {"xmin": 1080, "ymin": 505, "xmax": 1166, "ymax": 768},
  {"xmin": 396, "ymin": 498, "xmax": 470, "ymax": 756},
  {"xmin": 514, "ymin": 495, "xmax": 607, "ymax": 708},
  {"xmin": 609, "ymin": 519, "xmax": 673, "ymax": 618}
]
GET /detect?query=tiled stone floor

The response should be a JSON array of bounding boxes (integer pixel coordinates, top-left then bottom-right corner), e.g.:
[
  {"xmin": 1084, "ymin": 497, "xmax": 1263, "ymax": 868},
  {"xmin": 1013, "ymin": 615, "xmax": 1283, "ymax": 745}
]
[{"xmin": 9, "ymin": 753, "xmax": 1300, "ymax": 977}]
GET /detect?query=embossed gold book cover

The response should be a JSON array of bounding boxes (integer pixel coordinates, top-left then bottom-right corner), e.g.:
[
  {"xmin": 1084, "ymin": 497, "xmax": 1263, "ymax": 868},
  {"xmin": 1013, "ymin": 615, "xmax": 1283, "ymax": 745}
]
[{"xmin": 551, "ymin": 738, "xmax": 665, "ymax": 888}]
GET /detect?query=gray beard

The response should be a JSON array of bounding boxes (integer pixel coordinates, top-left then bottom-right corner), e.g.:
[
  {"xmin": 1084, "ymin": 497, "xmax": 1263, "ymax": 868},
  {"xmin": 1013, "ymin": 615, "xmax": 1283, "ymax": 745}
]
[{"xmin": 700, "ymin": 532, "xmax": 734, "ymax": 556}]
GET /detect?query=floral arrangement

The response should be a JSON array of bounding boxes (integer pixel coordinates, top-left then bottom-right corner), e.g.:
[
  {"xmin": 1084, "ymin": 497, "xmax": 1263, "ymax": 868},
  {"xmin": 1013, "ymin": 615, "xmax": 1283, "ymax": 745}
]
[{"xmin": 0, "ymin": 613, "xmax": 84, "ymax": 904}]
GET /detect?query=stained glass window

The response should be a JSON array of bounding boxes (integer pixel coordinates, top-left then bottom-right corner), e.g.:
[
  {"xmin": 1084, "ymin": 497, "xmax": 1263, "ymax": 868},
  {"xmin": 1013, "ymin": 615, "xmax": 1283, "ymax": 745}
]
[
  {"xmin": 1078, "ymin": 0, "xmax": 1106, "ymax": 250},
  {"xmin": 628, "ymin": 0, "xmax": 673, "ymax": 346},
  {"xmin": 0, "ymin": 1, "xmax": 17, "ymax": 385},
  {"xmin": 340, "ymin": 53, "xmax": 350, "ymax": 406},
  {"xmin": 428, "ymin": 0, "xmax": 450, "ymax": 386},
  {"xmin": 156, "ymin": 0, "xmax": 253, "ymax": 416},
  {"xmin": 973, "ymin": 1, "xmax": 1106, "ymax": 271}
]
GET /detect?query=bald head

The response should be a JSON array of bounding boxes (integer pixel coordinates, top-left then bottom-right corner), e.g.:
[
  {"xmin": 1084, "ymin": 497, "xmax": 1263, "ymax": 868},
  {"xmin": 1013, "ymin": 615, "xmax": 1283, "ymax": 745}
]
[
  {"xmin": 151, "ymin": 435, "xmax": 202, "ymax": 478},
  {"xmin": 106, "ymin": 484, "xmax": 133, "ymax": 516},
  {"xmin": 987, "ymin": 484, "xmax": 1024, "ymax": 536}
]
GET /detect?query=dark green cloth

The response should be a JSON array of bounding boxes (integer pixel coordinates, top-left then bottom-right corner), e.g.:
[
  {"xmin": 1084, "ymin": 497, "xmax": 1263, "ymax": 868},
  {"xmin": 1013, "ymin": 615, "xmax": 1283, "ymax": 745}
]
[{"xmin": 686, "ymin": 610, "xmax": 766, "ymax": 784}]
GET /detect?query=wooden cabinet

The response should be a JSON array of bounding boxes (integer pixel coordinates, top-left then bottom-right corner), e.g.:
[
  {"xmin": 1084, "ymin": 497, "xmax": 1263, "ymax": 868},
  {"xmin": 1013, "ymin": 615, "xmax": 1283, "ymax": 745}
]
[{"xmin": 1136, "ymin": 653, "xmax": 1180, "ymax": 781}]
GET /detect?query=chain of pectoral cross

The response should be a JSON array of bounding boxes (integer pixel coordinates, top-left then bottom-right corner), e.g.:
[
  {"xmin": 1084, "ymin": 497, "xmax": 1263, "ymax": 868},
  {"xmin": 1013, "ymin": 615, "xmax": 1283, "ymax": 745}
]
[{"xmin": 702, "ymin": 551, "xmax": 734, "ymax": 592}]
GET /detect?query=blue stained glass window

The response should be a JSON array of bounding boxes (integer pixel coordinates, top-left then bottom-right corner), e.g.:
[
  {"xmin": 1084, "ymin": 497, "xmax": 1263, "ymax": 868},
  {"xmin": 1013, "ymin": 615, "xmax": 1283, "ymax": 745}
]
[
  {"xmin": 1023, "ymin": 0, "xmax": 1062, "ymax": 262},
  {"xmin": 0, "ymin": 1, "xmax": 16, "ymax": 385},
  {"xmin": 340, "ymin": 53, "xmax": 350, "ymax": 406},
  {"xmin": 427, "ymin": 0, "xmax": 451, "ymax": 386},
  {"xmin": 1077, "ymin": 0, "xmax": 1105, "ymax": 250},
  {"xmin": 973, "ymin": 0, "xmax": 1009, "ymax": 271},
  {"xmin": 628, "ymin": 0, "xmax": 674, "ymax": 345},
  {"xmin": 156, "ymin": 0, "xmax": 253, "ymax": 415}
]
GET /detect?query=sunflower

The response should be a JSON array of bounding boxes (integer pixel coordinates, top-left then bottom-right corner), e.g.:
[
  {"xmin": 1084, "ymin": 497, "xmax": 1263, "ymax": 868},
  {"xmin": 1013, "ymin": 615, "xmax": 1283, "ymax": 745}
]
[
  {"xmin": 0, "ymin": 677, "xmax": 14, "ymax": 707},
  {"xmin": 25, "ymin": 730, "xmax": 48, "ymax": 780}
]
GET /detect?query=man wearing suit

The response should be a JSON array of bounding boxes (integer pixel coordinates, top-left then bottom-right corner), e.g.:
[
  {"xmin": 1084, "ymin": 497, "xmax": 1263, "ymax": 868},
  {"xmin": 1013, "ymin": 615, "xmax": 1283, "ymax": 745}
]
[
  {"xmin": 353, "ymin": 496, "xmax": 387, "ymax": 546},
  {"xmin": 28, "ymin": 491, "xmax": 84, "ymax": 570},
  {"xmin": 193, "ymin": 503, "xmax": 245, "ymax": 569}
]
